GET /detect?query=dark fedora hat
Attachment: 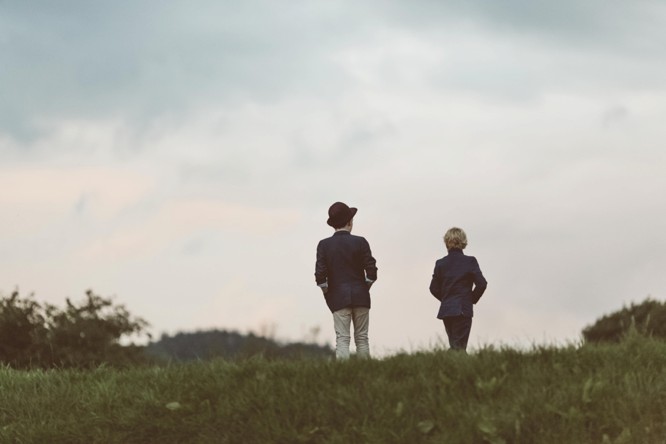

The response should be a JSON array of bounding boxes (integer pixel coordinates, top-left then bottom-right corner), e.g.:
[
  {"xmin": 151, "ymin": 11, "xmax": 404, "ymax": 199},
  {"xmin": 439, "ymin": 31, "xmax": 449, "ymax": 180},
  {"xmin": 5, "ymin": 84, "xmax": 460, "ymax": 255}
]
[{"xmin": 327, "ymin": 202, "xmax": 357, "ymax": 228}]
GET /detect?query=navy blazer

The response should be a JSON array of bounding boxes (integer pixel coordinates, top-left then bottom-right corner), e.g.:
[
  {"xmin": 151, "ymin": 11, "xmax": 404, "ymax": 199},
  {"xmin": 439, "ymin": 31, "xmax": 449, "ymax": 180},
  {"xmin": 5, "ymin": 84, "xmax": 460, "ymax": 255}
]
[
  {"xmin": 315, "ymin": 231, "xmax": 378, "ymax": 313},
  {"xmin": 429, "ymin": 249, "xmax": 487, "ymax": 318}
]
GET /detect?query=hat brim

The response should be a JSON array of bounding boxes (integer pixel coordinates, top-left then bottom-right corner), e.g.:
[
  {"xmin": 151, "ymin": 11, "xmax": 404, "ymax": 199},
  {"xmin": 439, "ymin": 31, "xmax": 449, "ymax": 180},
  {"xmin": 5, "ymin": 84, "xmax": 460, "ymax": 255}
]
[{"xmin": 327, "ymin": 207, "xmax": 357, "ymax": 227}]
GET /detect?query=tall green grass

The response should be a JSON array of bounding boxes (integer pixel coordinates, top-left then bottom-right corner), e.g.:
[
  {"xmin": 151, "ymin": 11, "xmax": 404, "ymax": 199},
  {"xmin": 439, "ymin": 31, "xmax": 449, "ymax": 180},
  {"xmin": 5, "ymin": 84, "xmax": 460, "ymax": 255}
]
[{"xmin": 1, "ymin": 335, "xmax": 664, "ymax": 443}]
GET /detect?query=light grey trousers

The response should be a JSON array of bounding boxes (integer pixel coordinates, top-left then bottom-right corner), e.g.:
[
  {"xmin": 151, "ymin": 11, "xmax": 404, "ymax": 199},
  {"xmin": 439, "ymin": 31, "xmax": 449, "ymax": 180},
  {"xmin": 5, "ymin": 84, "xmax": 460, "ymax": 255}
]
[{"xmin": 332, "ymin": 306, "xmax": 370, "ymax": 360}]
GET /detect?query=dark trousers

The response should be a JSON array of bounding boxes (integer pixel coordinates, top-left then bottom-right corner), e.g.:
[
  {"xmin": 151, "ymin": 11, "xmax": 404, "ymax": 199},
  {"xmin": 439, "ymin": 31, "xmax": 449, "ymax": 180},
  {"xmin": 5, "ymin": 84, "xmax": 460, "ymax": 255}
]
[{"xmin": 443, "ymin": 316, "xmax": 472, "ymax": 351}]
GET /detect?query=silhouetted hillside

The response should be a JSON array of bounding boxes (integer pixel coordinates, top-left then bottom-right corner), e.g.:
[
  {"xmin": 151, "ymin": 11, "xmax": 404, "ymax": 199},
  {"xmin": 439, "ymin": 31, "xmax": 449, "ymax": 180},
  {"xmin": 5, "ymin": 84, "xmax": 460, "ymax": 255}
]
[{"xmin": 145, "ymin": 329, "xmax": 333, "ymax": 361}]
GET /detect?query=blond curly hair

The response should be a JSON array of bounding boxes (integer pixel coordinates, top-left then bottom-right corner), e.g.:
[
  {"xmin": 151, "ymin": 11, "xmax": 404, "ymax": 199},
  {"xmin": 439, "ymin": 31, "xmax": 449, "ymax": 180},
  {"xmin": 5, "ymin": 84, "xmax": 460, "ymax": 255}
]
[{"xmin": 444, "ymin": 227, "xmax": 468, "ymax": 250}]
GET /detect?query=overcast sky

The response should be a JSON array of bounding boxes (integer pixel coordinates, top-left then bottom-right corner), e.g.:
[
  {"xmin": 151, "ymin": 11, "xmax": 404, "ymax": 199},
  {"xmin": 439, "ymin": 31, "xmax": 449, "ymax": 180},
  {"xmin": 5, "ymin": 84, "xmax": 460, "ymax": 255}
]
[{"xmin": 2, "ymin": 1, "xmax": 666, "ymax": 354}]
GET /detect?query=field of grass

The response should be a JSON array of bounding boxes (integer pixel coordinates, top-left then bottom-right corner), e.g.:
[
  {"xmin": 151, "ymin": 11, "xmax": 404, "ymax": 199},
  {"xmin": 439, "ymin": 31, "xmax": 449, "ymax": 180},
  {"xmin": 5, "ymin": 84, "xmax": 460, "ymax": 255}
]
[{"xmin": 1, "ymin": 335, "xmax": 665, "ymax": 443}]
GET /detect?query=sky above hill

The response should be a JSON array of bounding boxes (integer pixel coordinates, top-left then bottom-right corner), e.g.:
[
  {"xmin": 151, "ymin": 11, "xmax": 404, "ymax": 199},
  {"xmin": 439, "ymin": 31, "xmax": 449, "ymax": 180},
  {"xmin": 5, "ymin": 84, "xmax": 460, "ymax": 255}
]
[{"xmin": 2, "ymin": 1, "xmax": 666, "ymax": 354}]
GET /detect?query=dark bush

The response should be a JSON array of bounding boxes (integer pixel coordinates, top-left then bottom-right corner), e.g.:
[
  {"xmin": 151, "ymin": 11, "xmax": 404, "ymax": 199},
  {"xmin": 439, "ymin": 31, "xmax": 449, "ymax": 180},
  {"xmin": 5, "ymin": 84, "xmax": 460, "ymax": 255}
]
[
  {"xmin": 0, "ymin": 289, "xmax": 150, "ymax": 368},
  {"xmin": 0, "ymin": 291, "xmax": 50, "ymax": 367},
  {"xmin": 582, "ymin": 297, "xmax": 666, "ymax": 343}
]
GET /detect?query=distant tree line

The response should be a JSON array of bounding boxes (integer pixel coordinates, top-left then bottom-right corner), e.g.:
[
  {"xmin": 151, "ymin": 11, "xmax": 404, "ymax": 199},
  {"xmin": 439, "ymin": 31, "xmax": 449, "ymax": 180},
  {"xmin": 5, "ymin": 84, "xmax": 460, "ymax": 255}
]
[
  {"xmin": 145, "ymin": 329, "xmax": 333, "ymax": 362},
  {"xmin": 5, "ymin": 288, "xmax": 661, "ymax": 368},
  {"xmin": 582, "ymin": 297, "xmax": 666, "ymax": 343},
  {"xmin": 0, "ymin": 290, "xmax": 332, "ymax": 369}
]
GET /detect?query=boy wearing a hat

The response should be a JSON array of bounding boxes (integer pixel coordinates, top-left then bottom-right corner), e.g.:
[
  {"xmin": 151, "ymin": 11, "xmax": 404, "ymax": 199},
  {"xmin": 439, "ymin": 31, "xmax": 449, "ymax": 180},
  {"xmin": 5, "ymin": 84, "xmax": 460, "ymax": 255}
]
[{"xmin": 315, "ymin": 202, "xmax": 378, "ymax": 360}]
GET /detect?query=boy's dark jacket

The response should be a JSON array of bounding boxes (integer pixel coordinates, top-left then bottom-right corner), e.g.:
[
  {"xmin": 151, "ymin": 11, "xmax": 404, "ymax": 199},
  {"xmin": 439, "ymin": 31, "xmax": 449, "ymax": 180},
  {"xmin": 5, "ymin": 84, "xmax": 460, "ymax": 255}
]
[
  {"xmin": 429, "ymin": 248, "xmax": 487, "ymax": 318},
  {"xmin": 315, "ymin": 231, "xmax": 378, "ymax": 313}
]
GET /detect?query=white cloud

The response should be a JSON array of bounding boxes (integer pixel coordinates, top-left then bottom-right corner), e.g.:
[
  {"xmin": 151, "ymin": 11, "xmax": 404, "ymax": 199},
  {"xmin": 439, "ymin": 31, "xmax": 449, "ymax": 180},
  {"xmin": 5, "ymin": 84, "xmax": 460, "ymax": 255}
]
[
  {"xmin": 76, "ymin": 198, "xmax": 302, "ymax": 263},
  {"xmin": 0, "ymin": 166, "xmax": 154, "ymax": 235}
]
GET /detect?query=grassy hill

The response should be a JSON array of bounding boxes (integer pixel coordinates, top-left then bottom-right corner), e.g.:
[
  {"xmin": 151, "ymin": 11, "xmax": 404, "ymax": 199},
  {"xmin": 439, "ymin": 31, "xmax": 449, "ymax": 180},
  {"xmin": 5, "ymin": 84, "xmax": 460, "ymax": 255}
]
[{"xmin": 1, "ymin": 334, "xmax": 664, "ymax": 443}]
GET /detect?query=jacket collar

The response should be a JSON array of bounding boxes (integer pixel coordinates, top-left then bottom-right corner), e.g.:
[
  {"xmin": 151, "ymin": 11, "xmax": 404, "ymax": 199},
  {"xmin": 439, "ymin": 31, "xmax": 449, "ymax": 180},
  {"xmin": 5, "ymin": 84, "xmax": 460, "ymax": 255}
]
[
  {"xmin": 333, "ymin": 230, "xmax": 351, "ymax": 236},
  {"xmin": 448, "ymin": 248, "xmax": 463, "ymax": 254}
]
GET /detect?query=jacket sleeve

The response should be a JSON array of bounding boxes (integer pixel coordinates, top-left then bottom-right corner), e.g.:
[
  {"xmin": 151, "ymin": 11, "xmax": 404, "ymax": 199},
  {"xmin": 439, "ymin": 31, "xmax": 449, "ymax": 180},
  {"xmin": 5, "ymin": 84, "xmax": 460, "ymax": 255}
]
[
  {"xmin": 361, "ymin": 238, "xmax": 378, "ymax": 281},
  {"xmin": 314, "ymin": 241, "xmax": 328, "ymax": 285},
  {"xmin": 429, "ymin": 263, "xmax": 441, "ymax": 300},
  {"xmin": 470, "ymin": 257, "xmax": 487, "ymax": 304}
]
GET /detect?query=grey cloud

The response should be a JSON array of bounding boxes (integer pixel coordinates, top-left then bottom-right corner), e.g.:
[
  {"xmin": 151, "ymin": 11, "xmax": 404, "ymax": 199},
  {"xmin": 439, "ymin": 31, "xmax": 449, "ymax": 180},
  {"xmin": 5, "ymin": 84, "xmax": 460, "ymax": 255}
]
[
  {"xmin": 284, "ymin": 124, "xmax": 396, "ymax": 190},
  {"xmin": 179, "ymin": 235, "xmax": 210, "ymax": 256},
  {"xmin": 429, "ymin": 59, "xmax": 542, "ymax": 103},
  {"xmin": 602, "ymin": 105, "xmax": 629, "ymax": 128},
  {"xmin": 1, "ymin": 1, "xmax": 361, "ymax": 138},
  {"xmin": 366, "ymin": 0, "xmax": 666, "ymax": 101},
  {"xmin": 74, "ymin": 194, "xmax": 89, "ymax": 215},
  {"xmin": 382, "ymin": 0, "xmax": 666, "ymax": 55},
  {"xmin": 3, "ymin": 1, "xmax": 666, "ymax": 150},
  {"xmin": 178, "ymin": 162, "xmax": 250, "ymax": 186}
]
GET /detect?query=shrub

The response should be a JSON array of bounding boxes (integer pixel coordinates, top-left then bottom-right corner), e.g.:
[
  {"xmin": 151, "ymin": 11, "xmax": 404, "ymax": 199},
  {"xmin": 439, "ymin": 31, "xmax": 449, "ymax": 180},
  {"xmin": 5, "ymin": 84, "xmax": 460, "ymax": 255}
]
[
  {"xmin": 0, "ymin": 289, "xmax": 150, "ymax": 368},
  {"xmin": 582, "ymin": 297, "xmax": 666, "ymax": 343},
  {"xmin": 0, "ymin": 291, "xmax": 50, "ymax": 367}
]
